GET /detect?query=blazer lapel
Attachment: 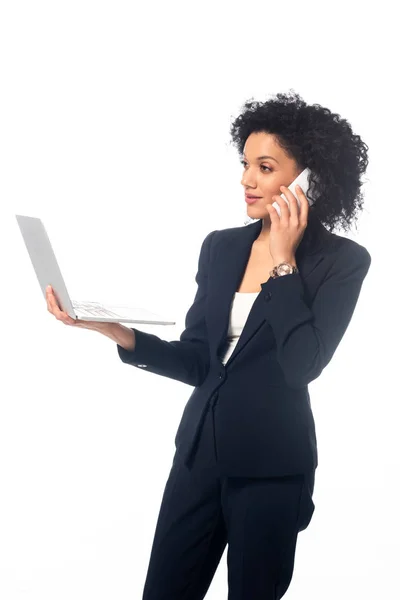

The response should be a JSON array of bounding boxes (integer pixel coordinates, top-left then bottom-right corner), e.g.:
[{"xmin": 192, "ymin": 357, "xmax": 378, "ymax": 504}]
[{"xmin": 207, "ymin": 216, "xmax": 332, "ymax": 365}]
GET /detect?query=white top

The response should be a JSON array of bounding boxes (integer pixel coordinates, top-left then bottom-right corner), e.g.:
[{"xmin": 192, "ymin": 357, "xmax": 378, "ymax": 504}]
[{"xmin": 219, "ymin": 291, "xmax": 260, "ymax": 365}]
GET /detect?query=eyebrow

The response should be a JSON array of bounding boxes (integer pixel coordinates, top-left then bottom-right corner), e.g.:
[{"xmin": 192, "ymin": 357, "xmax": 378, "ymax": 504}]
[{"xmin": 242, "ymin": 154, "xmax": 279, "ymax": 164}]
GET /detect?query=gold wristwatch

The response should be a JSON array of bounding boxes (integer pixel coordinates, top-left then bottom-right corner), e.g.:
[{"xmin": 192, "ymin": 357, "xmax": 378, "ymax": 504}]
[{"xmin": 270, "ymin": 262, "xmax": 299, "ymax": 279}]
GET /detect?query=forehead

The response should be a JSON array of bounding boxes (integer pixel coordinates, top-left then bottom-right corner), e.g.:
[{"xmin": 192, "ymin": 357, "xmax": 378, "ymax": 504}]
[
  {"xmin": 243, "ymin": 132, "xmax": 281, "ymax": 157},
  {"xmin": 243, "ymin": 132, "xmax": 297, "ymax": 168}
]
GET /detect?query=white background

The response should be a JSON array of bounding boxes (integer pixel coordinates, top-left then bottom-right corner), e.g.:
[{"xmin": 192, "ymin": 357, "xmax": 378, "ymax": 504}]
[{"xmin": 1, "ymin": 1, "xmax": 398, "ymax": 598}]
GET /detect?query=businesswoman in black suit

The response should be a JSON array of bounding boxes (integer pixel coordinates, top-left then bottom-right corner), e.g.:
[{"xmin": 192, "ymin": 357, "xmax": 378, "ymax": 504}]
[{"xmin": 47, "ymin": 90, "xmax": 371, "ymax": 599}]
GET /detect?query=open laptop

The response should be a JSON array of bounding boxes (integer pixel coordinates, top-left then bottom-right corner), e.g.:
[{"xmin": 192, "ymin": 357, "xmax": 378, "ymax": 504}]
[{"xmin": 16, "ymin": 214, "xmax": 176, "ymax": 326}]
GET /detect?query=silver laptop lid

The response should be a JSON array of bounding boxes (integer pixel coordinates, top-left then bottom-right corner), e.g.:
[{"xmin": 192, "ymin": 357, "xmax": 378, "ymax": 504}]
[{"xmin": 16, "ymin": 215, "xmax": 76, "ymax": 317}]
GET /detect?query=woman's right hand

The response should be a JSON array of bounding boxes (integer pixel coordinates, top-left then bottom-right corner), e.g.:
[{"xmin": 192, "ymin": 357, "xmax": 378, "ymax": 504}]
[{"xmin": 46, "ymin": 285, "xmax": 106, "ymax": 331}]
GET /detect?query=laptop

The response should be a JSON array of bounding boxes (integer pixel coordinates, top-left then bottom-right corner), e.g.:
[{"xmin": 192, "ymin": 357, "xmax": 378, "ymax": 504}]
[{"xmin": 16, "ymin": 214, "xmax": 176, "ymax": 326}]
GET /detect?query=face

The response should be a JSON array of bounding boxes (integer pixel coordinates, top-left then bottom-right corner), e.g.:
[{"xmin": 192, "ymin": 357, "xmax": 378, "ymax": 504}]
[{"xmin": 241, "ymin": 131, "xmax": 302, "ymax": 218}]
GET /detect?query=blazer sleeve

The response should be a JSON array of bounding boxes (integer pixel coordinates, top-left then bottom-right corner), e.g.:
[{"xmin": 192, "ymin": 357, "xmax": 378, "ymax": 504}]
[
  {"xmin": 116, "ymin": 229, "xmax": 217, "ymax": 387},
  {"xmin": 264, "ymin": 241, "xmax": 371, "ymax": 389}
]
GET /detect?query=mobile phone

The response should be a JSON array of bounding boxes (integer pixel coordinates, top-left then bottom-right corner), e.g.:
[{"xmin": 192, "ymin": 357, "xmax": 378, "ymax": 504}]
[{"xmin": 271, "ymin": 168, "xmax": 314, "ymax": 217}]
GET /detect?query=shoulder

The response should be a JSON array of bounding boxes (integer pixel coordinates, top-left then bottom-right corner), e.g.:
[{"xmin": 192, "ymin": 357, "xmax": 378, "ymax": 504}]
[
  {"xmin": 203, "ymin": 221, "xmax": 253, "ymax": 245},
  {"xmin": 200, "ymin": 223, "xmax": 245, "ymax": 249},
  {"xmin": 330, "ymin": 232, "xmax": 371, "ymax": 267}
]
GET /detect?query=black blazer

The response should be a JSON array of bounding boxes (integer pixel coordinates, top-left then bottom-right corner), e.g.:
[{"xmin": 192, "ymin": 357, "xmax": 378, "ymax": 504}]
[{"xmin": 117, "ymin": 215, "xmax": 371, "ymax": 478}]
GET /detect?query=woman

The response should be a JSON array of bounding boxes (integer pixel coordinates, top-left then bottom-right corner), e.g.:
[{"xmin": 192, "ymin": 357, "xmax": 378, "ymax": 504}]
[{"xmin": 46, "ymin": 90, "xmax": 371, "ymax": 599}]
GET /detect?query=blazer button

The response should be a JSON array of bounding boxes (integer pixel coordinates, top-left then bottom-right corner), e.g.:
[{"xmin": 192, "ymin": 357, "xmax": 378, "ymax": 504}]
[
  {"xmin": 137, "ymin": 364, "xmax": 147, "ymax": 368},
  {"xmin": 264, "ymin": 292, "xmax": 272, "ymax": 301}
]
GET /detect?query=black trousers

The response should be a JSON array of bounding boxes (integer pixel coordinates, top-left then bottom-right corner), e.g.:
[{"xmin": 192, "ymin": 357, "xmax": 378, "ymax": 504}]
[{"xmin": 142, "ymin": 399, "xmax": 316, "ymax": 600}]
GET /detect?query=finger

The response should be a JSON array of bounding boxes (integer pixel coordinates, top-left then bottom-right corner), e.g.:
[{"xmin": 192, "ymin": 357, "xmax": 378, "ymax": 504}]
[
  {"xmin": 46, "ymin": 292, "xmax": 57, "ymax": 316},
  {"xmin": 266, "ymin": 203, "xmax": 279, "ymax": 225},
  {"xmin": 47, "ymin": 289, "xmax": 62, "ymax": 318},
  {"xmin": 46, "ymin": 289, "xmax": 75, "ymax": 325},
  {"xmin": 273, "ymin": 194, "xmax": 290, "ymax": 224},
  {"xmin": 296, "ymin": 184, "xmax": 309, "ymax": 225},
  {"xmin": 46, "ymin": 286, "xmax": 52, "ymax": 308},
  {"xmin": 46, "ymin": 288, "xmax": 59, "ymax": 316},
  {"xmin": 280, "ymin": 186, "xmax": 299, "ymax": 221}
]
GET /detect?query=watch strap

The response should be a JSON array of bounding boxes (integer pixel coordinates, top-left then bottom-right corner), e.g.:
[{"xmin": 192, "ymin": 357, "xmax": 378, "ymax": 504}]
[{"xmin": 270, "ymin": 262, "xmax": 299, "ymax": 279}]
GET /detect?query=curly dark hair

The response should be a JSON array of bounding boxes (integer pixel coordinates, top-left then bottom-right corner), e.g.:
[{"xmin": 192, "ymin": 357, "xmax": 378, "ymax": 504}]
[{"xmin": 229, "ymin": 89, "xmax": 369, "ymax": 235}]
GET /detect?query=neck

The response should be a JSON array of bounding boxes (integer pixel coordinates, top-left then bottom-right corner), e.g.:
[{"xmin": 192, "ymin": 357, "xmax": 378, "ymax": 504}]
[{"xmin": 255, "ymin": 218, "xmax": 271, "ymax": 243}]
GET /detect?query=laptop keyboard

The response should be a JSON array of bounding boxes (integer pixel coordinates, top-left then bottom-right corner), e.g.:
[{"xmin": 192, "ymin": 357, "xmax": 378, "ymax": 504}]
[{"xmin": 72, "ymin": 301, "xmax": 122, "ymax": 318}]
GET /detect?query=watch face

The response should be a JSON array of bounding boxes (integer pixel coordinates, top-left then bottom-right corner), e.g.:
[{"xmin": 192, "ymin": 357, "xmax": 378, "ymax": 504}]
[{"xmin": 278, "ymin": 264, "xmax": 291, "ymax": 275}]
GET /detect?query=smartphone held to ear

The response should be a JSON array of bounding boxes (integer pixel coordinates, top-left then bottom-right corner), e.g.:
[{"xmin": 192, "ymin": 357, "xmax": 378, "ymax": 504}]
[{"xmin": 271, "ymin": 168, "xmax": 314, "ymax": 217}]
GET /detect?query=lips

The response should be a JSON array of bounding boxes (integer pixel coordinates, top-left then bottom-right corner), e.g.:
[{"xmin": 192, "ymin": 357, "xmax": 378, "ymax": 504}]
[{"xmin": 245, "ymin": 195, "xmax": 261, "ymax": 199}]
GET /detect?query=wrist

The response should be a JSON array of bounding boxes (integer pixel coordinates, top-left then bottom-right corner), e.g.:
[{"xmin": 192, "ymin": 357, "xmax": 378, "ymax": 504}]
[
  {"xmin": 100, "ymin": 322, "xmax": 136, "ymax": 351},
  {"xmin": 272, "ymin": 256, "xmax": 297, "ymax": 267},
  {"xmin": 94, "ymin": 321, "xmax": 115, "ymax": 334},
  {"xmin": 96, "ymin": 321, "xmax": 123, "ymax": 338}
]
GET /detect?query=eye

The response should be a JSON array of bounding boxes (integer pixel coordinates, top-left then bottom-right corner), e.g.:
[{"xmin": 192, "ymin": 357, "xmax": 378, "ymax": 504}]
[{"xmin": 240, "ymin": 160, "xmax": 271, "ymax": 173}]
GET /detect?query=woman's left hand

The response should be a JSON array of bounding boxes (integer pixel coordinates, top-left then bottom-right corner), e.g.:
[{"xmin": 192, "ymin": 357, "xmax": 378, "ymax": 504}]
[{"xmin": 266, "ymin": 184, "xmax": 309, "ymax": 264}]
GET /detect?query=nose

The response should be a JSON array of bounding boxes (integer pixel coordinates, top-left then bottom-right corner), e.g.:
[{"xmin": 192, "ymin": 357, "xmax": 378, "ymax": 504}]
[
  {"xmin": 241, "ymin": 175, "xmax": 256, "ymax": 188},
  {"xmin": 241, "ymin": 168, "xmax": 257, "ymax": 187}
]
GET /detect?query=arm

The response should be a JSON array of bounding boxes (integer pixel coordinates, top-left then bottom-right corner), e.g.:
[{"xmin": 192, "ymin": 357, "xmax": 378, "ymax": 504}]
[
  {"xmin": 100, "ymin": 323, "xmax": 136, "ymax": 350},
  {"xmin": 265, "ymin": 242, "xmax": 371, "ymax": 389},
  {"xmin": 115, "ymin": 230, "xmax": 217, "ymax": 387}
]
